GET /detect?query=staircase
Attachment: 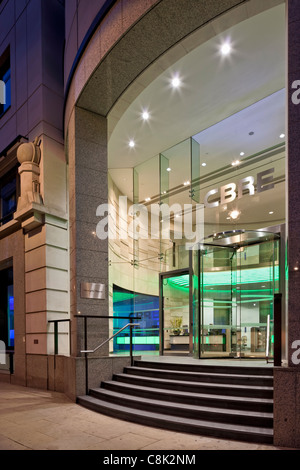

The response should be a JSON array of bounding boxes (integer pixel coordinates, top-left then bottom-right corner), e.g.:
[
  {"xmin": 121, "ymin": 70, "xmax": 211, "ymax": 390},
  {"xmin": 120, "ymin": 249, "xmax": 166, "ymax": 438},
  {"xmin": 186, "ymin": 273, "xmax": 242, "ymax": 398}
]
[{"xmin": 77, "ymin": 359, "xmax": 274, "ymax": 445}]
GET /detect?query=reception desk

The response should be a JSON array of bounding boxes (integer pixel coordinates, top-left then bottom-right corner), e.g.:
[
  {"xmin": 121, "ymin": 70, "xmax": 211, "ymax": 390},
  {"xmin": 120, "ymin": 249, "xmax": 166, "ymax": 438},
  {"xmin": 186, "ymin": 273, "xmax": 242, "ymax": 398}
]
[{"xmin": 170, "ymin": 335, "xmax": 189, "ymax": 351}]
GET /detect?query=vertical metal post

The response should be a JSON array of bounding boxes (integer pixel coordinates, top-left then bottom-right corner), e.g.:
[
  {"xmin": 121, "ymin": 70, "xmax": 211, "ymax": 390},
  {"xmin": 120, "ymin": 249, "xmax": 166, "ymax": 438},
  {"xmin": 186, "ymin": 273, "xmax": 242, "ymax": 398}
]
[
  {"xmin": 54, "ymin": 321, "xmax": 58, "ymax": 355},
  {"xmin": 130, "ymin": 324, "xmax": 133, "ymax": 366},
  {"xmin": 9, "ymin": 352, "xmax": 13, "ymax": 374},
  {"xmin": 266, "ymin": 315, "xmax": 270, "ymax": 362},
  {"xmin": 69, "ymin": 321, "xmax": 72, "ymax": 356},
  {"xmin": 84, "ymin": 316, "xmax": 89, "ymax": 395},
  {"xmin": 274, "ymin": 293, "xmax": 282, "ymax": 367}
]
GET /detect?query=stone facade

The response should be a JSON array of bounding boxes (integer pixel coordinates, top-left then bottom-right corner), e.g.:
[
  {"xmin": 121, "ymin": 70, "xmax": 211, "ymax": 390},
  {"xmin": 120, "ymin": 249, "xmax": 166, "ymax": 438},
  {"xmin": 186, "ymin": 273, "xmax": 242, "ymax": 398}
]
[{"xmin": 0, "ymin": 0, "xmax": 300, "ymax": 449}]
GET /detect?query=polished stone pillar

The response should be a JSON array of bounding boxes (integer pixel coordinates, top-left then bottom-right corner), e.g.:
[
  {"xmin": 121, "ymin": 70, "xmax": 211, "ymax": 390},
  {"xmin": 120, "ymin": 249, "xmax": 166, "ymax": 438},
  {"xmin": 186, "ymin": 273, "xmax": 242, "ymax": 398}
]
[
  {"xmin": 70, "ymin": 106, "xmax": 109, "ymax": 359},
  {"xmin": 287, "ymin": 1, "xmax": 300, "ymax": 364},
  {"xmin": 273, "ymin": 0, "xmax": 300, "ymax": 449}
]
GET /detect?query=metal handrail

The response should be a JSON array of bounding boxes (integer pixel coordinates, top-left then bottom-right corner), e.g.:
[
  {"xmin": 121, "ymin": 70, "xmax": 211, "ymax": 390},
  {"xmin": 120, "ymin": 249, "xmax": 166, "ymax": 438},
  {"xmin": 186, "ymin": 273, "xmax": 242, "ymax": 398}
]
[
  {"xmin": 266, "ymin": 314, "xmax": 270, "ymax": 363},
  {"xmin": 81, "ymin": 323, "xmax": 140, "ymax": 354},
  {"xmin": 81, "ymin": 322, "xmax": 140, "ymax": 394}
]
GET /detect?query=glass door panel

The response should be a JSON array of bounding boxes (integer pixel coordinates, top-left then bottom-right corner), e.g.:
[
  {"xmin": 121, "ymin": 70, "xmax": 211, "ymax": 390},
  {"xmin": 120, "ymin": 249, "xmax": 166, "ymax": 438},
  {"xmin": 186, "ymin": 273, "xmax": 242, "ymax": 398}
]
[
  {"xmin": 161, "ymin": 272, "xmax": 190, "ymax": 355},
  {"xmin": 238, "ymin": 239, "xmax": 279, "ymax": 358},
  {"xmin": 199, "ymin": 245, "xmax": 237, "ymax": 358},
  {"xmin": 195, "ymin": 230, "xmax": 280, "ymax": 359}
]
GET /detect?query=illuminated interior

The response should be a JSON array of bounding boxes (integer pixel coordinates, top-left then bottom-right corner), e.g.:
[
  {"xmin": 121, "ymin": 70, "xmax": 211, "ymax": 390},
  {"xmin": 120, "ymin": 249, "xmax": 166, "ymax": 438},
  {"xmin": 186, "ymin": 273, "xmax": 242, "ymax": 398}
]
[
  {"xmin": 192, "ymin": 230, "xmax": 280, "ymax": 359},
  {"xmin": 107, "ymin": 4, "xmax": 286, "ymax": 359}
]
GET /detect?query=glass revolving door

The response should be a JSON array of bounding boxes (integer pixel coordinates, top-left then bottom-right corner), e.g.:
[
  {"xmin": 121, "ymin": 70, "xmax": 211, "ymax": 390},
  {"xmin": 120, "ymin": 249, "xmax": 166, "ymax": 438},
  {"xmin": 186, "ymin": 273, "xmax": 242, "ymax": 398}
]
[{"xmin": 193, "ymin": 230, "xmax": 280, "ymax": 359}]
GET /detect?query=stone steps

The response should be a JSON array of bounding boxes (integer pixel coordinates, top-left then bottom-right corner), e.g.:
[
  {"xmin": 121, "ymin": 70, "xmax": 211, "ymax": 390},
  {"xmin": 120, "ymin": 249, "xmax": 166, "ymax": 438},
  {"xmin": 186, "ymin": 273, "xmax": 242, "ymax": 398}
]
[{"xmin": 77, "ymin": 359, "xmax": 274, "ymax": 444}]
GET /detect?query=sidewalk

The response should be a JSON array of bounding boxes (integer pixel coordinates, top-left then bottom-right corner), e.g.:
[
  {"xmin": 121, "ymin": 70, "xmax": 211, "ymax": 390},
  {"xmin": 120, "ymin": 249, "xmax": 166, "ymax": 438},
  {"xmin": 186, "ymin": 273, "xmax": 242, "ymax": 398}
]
[{"xmin": 0, "ymin": 381, "xmax": 284, "ymax": 451}]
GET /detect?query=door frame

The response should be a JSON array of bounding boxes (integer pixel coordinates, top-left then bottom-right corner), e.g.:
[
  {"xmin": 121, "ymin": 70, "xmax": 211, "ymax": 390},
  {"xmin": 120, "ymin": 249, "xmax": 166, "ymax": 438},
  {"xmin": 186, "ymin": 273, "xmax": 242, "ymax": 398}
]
[
  {"xmin": 196, "ymin": 225, "xmax": 285, "ymax": 360},
  {"xmin": 159, "ymin": 264, "xmax": 192, "ymax": 356},
  {"xmin": 158, "ymin": 225, "xmax": 285, "ymax": 361}
]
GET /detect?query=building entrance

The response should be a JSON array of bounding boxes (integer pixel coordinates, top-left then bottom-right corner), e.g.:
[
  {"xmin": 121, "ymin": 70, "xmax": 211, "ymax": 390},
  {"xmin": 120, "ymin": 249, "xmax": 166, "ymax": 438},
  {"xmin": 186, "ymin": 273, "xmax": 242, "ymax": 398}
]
[
  {"xmin": 159, "ymin": 229, "xmax": 283, "ymax": 361},
  {"xmin": 193, "ymin": 230, "xmax": 281, "ymax": 360},
  {"xmin": 160, "ymin": 269, "xmax": 191, "ymax": 356}
]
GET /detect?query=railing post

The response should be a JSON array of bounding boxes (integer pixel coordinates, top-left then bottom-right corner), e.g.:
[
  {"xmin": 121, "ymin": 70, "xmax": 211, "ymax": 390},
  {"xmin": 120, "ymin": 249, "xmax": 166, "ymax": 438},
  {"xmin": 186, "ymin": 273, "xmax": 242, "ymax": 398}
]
[
  {"xmin": 274, "ymin": 293, "xmax": 282, "ymax": 367},
  {"xmin": 75, "ymin": 316, "xmax": 141, "ymax": 394},
  {"xmin": 84, "ymin": 316, "xmax": 89, "ymax": 395},
  {"xmin": 54, "ymin": 321, "xmax": 58, "ymax": 355},
  {"xmin": 9, "ymin": 352, "xmax": 13, "ymax": 374},
  {"xmin": 130, "ymin": 324, "xmax": 133, "ymax": 366}
]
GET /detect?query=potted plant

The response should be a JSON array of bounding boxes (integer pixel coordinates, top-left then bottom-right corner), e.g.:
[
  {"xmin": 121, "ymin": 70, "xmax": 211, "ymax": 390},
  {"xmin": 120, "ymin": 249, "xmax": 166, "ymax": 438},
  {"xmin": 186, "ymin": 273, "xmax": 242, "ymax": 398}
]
[{"xmin": 170, "ymin": 317, "xmax": 183, "ymax": 335}]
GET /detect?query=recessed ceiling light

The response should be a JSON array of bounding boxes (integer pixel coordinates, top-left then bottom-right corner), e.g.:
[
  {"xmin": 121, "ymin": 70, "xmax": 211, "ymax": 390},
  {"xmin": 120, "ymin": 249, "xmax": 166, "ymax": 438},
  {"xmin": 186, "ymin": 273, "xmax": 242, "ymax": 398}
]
[
  {"xmin": 231, "ymin": 160, "xmax": 240, "ymax": 167},
  {"xmin": 129, "ymin": 140, "xmax": 135, "ymax": 148},
  {"xmin": 229, "ymin": 210, "xmax": 241, "ymax": 220},
  {"xmin": 240, "ymin": 152, "xmax": 245, "ymax": 156},
  {"xmin": 166, "ymin": 167, "xmax": 172, "ymax": 172},
  {"xmin": 269, "ymin": 211, "xmax": 274, "ymax": 215},
  {"xmin": 171, "ymin": 75, "xmax": 181, "ymax": 88},
  {"xmin": 202, "ymin": 163, "xmax": 207, "ymax": 167},
  {"xmin": 183, "ymin": 181, "xmax": 190, "ymax": 186},
  {"xmin": 221, "ymin": 42, "xmax": 232, "ymax": 56},
  {"xmin": 280, "ymin": 133, "xmax": 285, "ymax": 139},
  {"xmin": 142, "ymin": 110, "xmax": 150, "ymax": 121},
  {"xmin": 145, "ymin": 197, "xmax": 151, "ymax": 202}
]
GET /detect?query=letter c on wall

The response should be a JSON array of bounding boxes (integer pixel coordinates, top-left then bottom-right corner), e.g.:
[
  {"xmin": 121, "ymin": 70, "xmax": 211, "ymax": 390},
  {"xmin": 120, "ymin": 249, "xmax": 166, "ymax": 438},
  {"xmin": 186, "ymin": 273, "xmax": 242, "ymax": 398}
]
[{"xmin": 204, "ymin": 189, "xmax": 219, "ymax": 208}]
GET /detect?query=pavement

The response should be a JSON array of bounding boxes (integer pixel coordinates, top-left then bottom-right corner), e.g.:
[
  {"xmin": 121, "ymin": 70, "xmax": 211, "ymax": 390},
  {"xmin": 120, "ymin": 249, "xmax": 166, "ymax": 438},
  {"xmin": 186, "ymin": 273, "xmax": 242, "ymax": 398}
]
[{"xmin": 0, "ymin": 381, "xmax": 288, "ymax": 452}]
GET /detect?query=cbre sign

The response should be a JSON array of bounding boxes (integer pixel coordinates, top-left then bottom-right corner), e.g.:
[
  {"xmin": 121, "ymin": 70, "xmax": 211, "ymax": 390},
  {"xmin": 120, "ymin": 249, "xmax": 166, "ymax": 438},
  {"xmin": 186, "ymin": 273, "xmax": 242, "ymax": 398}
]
[{"xmin": 204, "ymin": 168, "xmax": 275, "ymax": 208}]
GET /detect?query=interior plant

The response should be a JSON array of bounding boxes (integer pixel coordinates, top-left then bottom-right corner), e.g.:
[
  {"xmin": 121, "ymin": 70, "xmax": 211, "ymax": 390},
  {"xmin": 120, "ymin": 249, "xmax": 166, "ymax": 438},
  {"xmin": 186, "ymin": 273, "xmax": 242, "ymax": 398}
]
[{"xmin": 170, "ymin": 317, "xmax": 183, "ymax": 335}]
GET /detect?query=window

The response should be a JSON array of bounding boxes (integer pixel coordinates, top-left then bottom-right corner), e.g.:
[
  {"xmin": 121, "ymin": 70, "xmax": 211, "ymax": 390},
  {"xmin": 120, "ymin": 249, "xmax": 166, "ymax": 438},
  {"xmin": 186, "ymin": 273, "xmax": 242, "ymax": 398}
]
[
  {"xmin": 0, "ymin": 267, "xmax": 14, "ymax": 351},
  {"xmin": 0, "ymin": 168, "xmax": 18, "ymax": 226},
  {"xmin": 0, "ymin": 47, "xmax": 11, "ymax": 117}
]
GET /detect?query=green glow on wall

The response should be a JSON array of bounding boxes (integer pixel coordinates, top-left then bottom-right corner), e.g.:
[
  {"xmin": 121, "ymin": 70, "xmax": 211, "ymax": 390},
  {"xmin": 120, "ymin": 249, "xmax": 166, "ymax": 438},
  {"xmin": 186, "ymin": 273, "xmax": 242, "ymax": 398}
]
[
  {"xmin": 168, "ymin": 266, "xmax": 279, "ymax": 290},
  {"xmin": 116, "ymin": 336, "xmax": 160, "ymax": 345}
]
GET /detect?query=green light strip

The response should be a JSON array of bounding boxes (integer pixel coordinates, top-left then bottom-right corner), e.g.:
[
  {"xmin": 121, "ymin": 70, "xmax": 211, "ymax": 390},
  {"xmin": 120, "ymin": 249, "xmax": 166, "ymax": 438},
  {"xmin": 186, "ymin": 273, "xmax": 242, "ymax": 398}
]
[
  {"xmin": 117, "ymin": 336, "xmax": 160, "ymax": 345},
  {"xmin": 168, "ymin": 266, "xmax": 279, "ymax": 289}
]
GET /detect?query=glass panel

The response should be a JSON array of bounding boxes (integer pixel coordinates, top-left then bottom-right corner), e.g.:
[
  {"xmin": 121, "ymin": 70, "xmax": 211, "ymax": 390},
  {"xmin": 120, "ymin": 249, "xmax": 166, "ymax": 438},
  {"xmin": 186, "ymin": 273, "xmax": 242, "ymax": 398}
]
[
  {"xmin": 2, "ymin": 68, "xmax": 11, "ymax": 113},
  {"xmin": 196, "ymin": 231, "xmax": 279, "ymax": 359},
  {"xmin": 162, "ymin": 274, "xmax": 190, "ymax": 355},
  {"xmin": 192, "ymin": 249, "xmax": 199, "ymax": 358},
  {"xmin": 0, "ymin": 267, "xmax": 14, "ymax": 352},
  {"xmin": 199, "ymin": 245, "xmax": 237, "ymax": 358},
  {"xmin": 191, "ymin": 137, "xmax": 200, "ymax": 203},
  {"xmin": 237, "ymin": 238, "xmax": 279, "ymax": 358},
  {"xmin": 108, "ymin": 168, "xmax": 135, "ymax": 355},
  {"xmin": 0, "ymin": 48, "xmax": 11, "ymax": 116},
  {"xmin": 1, "ymin": 177, "xmax": 17, "ymax": 225},
  {"xmin": 193, "ymin": 90, "xmax": 286, "ymax": 239},
  {"xmin": 112, "ymin": 285, "xmax": 159, "ymax": 356},
  {"xmin": 160, "ymin": 138, "xmax": 192, "ymax": 272}
]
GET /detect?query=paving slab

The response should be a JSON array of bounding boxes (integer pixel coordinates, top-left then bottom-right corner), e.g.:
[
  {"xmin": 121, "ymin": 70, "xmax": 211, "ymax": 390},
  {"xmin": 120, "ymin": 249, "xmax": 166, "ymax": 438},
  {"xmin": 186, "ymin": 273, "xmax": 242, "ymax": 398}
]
[{"xmin": 0, "ymin": 381, "xmax": 288, "ymax": 451}]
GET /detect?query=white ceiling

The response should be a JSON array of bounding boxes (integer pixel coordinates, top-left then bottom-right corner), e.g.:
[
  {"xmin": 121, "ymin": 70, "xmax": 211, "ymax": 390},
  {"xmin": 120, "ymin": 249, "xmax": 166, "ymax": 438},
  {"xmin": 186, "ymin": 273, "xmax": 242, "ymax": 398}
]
[
  {"xmin": 108, "ymin": 4, "xmax": 286, "ymax": 171},
  {"xmin": 107, "ymin": 3, "xmax": 286, "ymax": 227}
]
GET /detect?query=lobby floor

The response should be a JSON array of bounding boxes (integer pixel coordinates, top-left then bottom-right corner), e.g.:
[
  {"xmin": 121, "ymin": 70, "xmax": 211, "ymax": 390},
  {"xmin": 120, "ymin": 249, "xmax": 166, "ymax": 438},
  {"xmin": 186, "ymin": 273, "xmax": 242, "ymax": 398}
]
[
  {"xmin": 139, "ymin": 355, "xmax": 274, "ymax": 367},
  {"xmin": 0, "ymin": 380, "xmax": 286, "ymax": 451}
]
